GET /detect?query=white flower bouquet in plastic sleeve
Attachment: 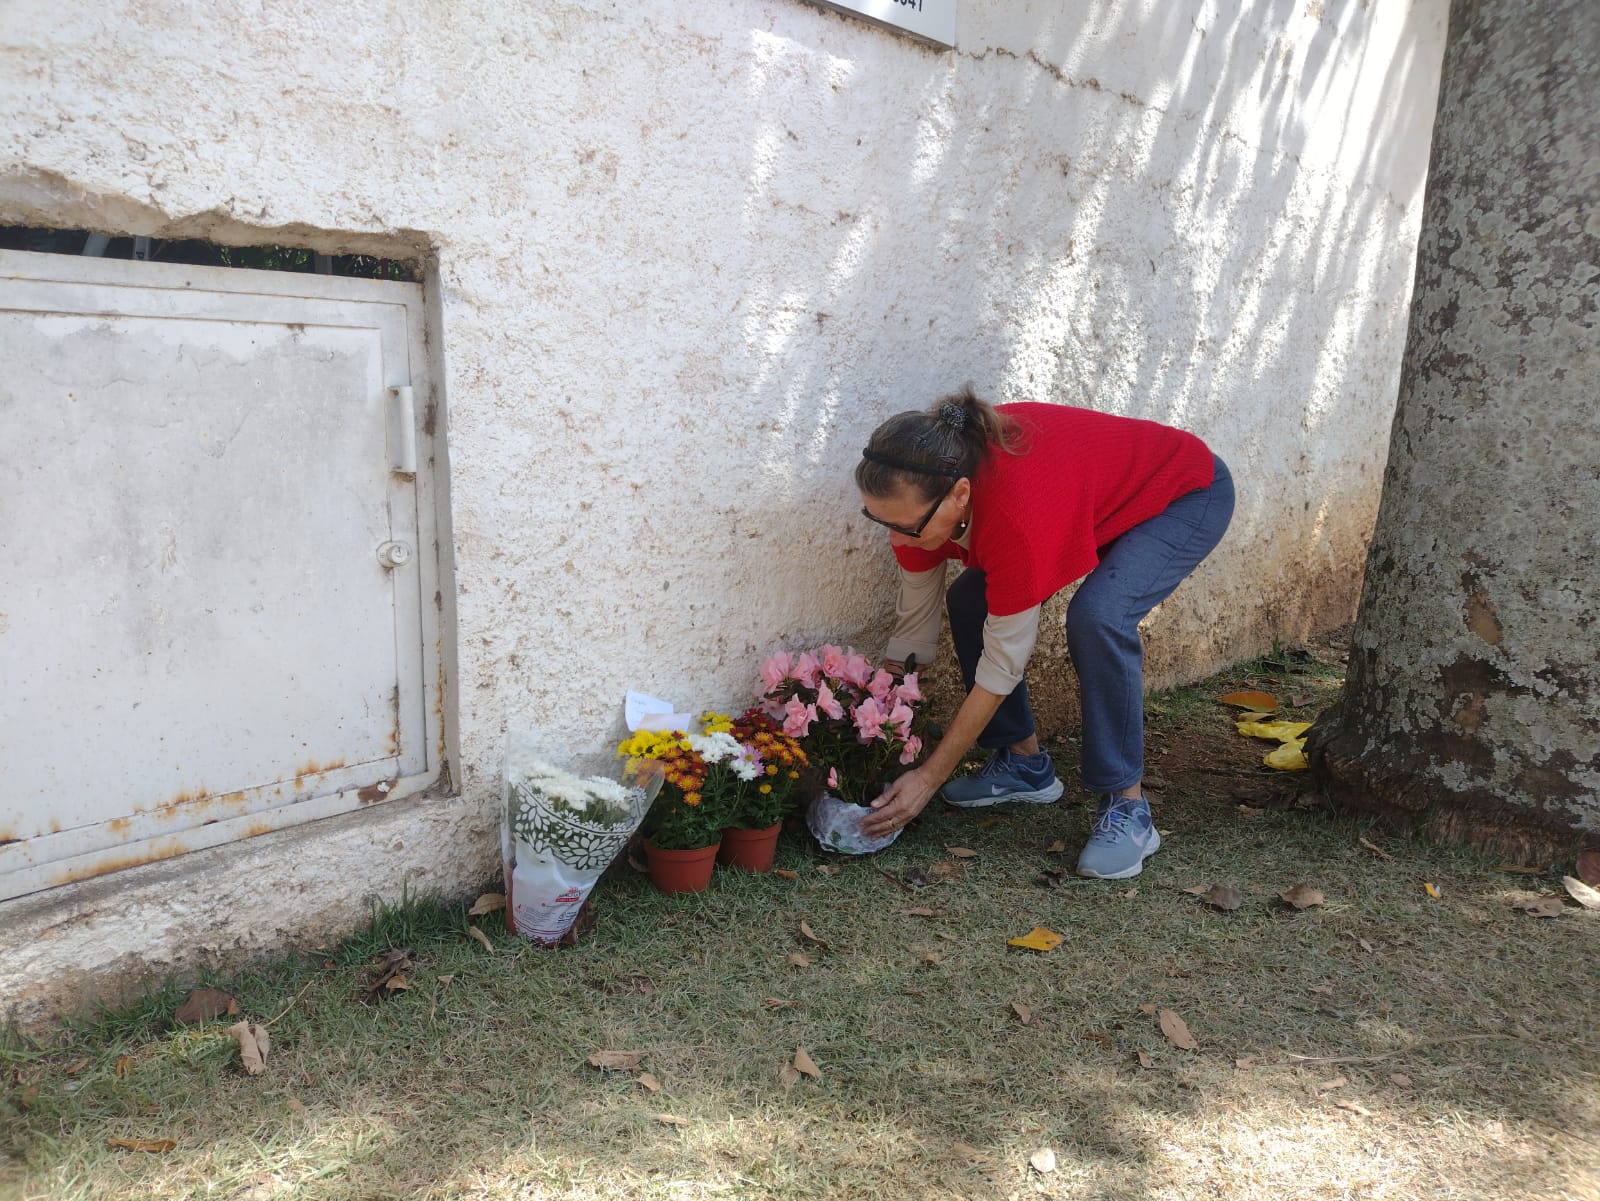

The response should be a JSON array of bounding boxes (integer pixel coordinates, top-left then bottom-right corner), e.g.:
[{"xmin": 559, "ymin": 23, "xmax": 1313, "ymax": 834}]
[{"xmin": 500, "ymin": 733, "xmax": 662, "ymax": 944}]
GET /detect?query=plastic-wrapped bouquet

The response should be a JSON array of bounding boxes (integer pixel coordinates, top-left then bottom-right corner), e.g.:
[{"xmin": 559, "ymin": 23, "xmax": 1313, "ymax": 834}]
[
  {"xmin": 757, "ymin": 645, "xmax": 927, "ymax": 853},
  {"xmin": 501, "ymin": 736, "xmax": 659, "ymax": 943}
]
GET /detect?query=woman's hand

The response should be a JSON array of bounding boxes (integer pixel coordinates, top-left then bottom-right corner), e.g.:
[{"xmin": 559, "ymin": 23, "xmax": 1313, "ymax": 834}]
[{"xmin": 859, "ymin": 765, "xmax": 941, "ymax": 838}]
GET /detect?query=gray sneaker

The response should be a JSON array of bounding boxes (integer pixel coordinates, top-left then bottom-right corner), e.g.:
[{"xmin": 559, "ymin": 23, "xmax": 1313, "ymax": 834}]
[
  {"xmin": 1075, "ymin": 794, "xmax": 1161, "ymax": 879},
  {"xmin": 941, "ymin": 749, "xmax": 1064, "ymax": 808}
]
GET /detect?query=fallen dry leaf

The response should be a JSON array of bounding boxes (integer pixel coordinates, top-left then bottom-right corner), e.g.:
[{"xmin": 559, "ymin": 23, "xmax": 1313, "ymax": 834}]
[
  {"xmin": 976, "ymin": 816, "xmax": 1004, "ymax": 829},
  {"xmin": 174, "ymin": 989, "xmax": 238, "ymax": 1026},
  {"xmin": 1011, "ymin": 1001, "xmax": 1032, "ymax": 1025},
  {"xmin": 1219, "ymin": 690, "xmax": 1278, "ymax": 711},
  {"xmin": 636, "ymin": 1071, "xmax": 661, "ymax": 1093},
  {"xmin": 761, "ymin": 998, "xmax": 800, "ymax": 1010},
  {"xmin": 778, "ymin": 1062, "xmax": 801, "ymax": 1087},
  {"xmin": 1046, "ymin": 839, "xmax": 1068, "ymax": 853},
  {"xmin": 926, "ymin": 860, "xmax": 965, "ymax": 883},
  {"xmin": 922, "ymin": 951, "xmax": 945, "ymax": 966},
  {"xmin": 1264, "ymin": 741, "xmax": 1309, "ymax": 771},
  {"xmin": 902, "ymin": 987, "xmax": 925, "ymax": 997},
  {"xmin": 1196, "ymin": 883, "xmax": 1244, "ymax": 911},
  {"xmin": 1081, "ymin": 1031, "xmax": 1114, "ymax": 1046},
  {"xmin": 1137, "ymin": 1051, "xmax": 1154, "ymax": 1068},
  {"xmin": 1238, "ymin": 805, "xmax": 1264, "ymax": 819},
  {"xmin": 946, "ymin": 845, "xmax": 979, "ymax": 859},
  {"xmin": 799, "ymin": 921, "xmax": 830, "ymax": 949},
  {"xmin": 1159, "ymin": 1009, "xmax": 1199, "ymax": 1050},
  {"xmin": 1121, "ymin": 888, "xmax": 1139, "ymax": 898},
  {"xmin": 1029, "ymin": 1147, "xmax": 1058, "ymax": 1174},
  {"xmin": 772, "ymin": 869, "xmax": 798, "ymax": 880},
  {"xmin": 467, "ymin": 926, "xmax": 495, "ymax": 953},
  {"xmin": 1335, "ymin": 1099, "xmax": 1371, "ymax": 1116},
  {"xmin": 1518, "ymin": 896, "xmax": 1565, "ymax": 919},
  {"xmin": 228, "ymin": 1022, "xmax": 270, "ymax": 1076},
  {"xmin": 1577, "ymin": 851, "xmax": 1600, "ymax": 888},
  {"xmin": 436, "ymin": 974, "xmax": 455, "ymax": 985},
  {"xmin": 1389, "ymin": 1073, "xmax": 1414, "ymax": 1088},
  {"xmin": 384, "ymin": 974, "xmax": 411, "ymax": 992},
  {"xmin": 105, "ymin": 1137, "xmax": 176, "ymax": 1153},
  {"xmin": 792, "ymin": 1047, "xmax": 821, "ymax": 1078},
  {"xmin": 785, "ymin": 952, "xmax": 813, "ymax": 968},
  {"xmin": 1309, "ymin": 983, "xmax": 1334, "ymax": 996},
  {"xmin": 1139, "ymin": 1003, "xmax": 1158, "ymax": 1015},
  {"xmin": 815, "ymin": 864, "xmax": 842, "ymax": 876},
  {"xmin": 1561, "ymin": 876, "xmax": 1600, "ymax": 910},
  {"xmin": 899, "ymin": 907, "xmax": 940, "ymax": 917},
  {"xmin": 468, "ymin": 892, "xmax": 506, "ymax": 916},
  {"xmin": 937, "ymin": 931, "xmax": 958, "ymax": 942},
  {"xmin": 115, "ymin": 1056, "xmax": 133, "ymax": 1077},
  {"xmin": 951, "ymin": 1141, "xmax": 991, "ymax": 1164},
  {"xmin": 1317, "ymin": 1074, "xmax": 1348, "ymax": 1092},
  {"xmin": 1280, "ymin": 884, "xmax": 1325, "ymax": 909},
  {"xmin": 654, "ymin": 1113, "xmax": 689, "ymax": 1126},
  {"xmin": 1007, "ymin": 926, "xmax": 1064, "ymax": 952},
  {"xmin": 587, "ymin": 1050, "xmax": 647, "ymax": 1071},
  {"xmin": 1359, "ymin": 836, "xmax": 1393, "ymax": 861},
  {"xmin": 1357, "ymin": 936, "xmax": 1376, "ymax": 953},
  {"xmin": 1236, "ymin": 1057, "xmax": 1258, "ymax": 1069}
]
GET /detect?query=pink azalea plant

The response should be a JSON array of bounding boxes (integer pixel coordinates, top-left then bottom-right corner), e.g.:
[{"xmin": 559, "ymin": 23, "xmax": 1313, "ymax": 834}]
[{"xmin": 757, "ymin": 644, "xmax": 926, "ymax": 807}]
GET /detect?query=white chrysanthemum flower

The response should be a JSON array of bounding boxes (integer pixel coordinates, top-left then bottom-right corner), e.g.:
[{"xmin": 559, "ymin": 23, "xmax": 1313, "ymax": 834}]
[
  {"xmin": 686, "ymin": 732, "xmax": 743, "ymax": 764},
  {"xmin": 731, "ymin": 755, "xmax": 762, "ymax": 782},
  {"xmin": 514, "ymin": 758, "xmax": 630, "ymax": 807}
]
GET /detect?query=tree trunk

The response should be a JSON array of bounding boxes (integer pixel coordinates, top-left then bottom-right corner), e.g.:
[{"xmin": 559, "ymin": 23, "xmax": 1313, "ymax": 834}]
[{"xmin": 1306, "ymin": 0, "xmax": 1600, "ymax": 865}]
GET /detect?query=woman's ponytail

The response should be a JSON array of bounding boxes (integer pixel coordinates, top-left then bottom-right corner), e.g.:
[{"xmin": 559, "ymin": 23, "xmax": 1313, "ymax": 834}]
[{"xmin": 855, "ymin": 384, "xmax": 1022, "ymax": 499}]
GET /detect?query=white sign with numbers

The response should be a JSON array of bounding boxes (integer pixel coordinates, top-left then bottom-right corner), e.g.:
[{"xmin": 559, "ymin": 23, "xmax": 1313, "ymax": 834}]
[{"xmin": 810, "ymin": 0, "xmax": 955, "ymax": 48}]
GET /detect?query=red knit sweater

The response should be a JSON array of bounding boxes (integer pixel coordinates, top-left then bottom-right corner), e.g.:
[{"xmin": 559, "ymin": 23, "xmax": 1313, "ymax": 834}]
[{"xmin": 892, "ymin": 402, "xmax": 1215, "ymax": 615}]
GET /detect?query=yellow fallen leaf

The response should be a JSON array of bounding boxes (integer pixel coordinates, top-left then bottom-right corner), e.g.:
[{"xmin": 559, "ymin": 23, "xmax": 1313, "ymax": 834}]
[
  {"xmin": 1219, "ymin": 690, "xmax": 1278, "ymax": 711},
  {"xmin": 468, "ymin": 892, "xmax": 506, "ymax": 916},
  {"xmin": 1236, "ymin": 721, "xmax": 1312, "ymax": 743},
  {"xmin": 1158, "ymin": 1009, "xmax": 1199, "ymax": 1050},
  {"xmin": 792, "ymin": 1047, "xmax": 821, "ymax": 1078},
  {"xmin": 106, "ymin": 1137, "xmax": 176, "ymax": 1153},
  {"xmin": 1264, "ymin": 741, "xmax": 1309, "ymax": 771},
  {"xmin": 946, "ymin": 846, "xmax": 979, "ymax": 859},
  {"xmin": 1423, "ymin": 882, "xmax": 1442, "ymax": 898},
  {"xmin": 1006, "ymin": 927, "xmax": 1064, "ymax": 952}
]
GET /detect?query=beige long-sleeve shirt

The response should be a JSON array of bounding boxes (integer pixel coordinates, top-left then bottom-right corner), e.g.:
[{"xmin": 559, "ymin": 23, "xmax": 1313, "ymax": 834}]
[{"xmin": 883, "ymin": 527, "xmax": 1043, "ymax": 696}]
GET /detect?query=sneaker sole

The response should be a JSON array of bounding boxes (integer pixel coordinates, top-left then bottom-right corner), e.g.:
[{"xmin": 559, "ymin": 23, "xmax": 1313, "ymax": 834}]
[
  {"xmin": 942, "ymin": 779, "xmax": 1065, "ymax": 809},
  {"xmin": 1075, "ymin": 827, "xmax": 1162, "ymax": 879}
]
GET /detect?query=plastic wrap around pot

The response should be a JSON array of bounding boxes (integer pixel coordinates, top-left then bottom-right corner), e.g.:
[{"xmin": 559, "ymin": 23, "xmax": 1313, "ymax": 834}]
[
  {"xmin": 500, "ymin": 736, "xmax": 661, "ymax": 945},
  {"xmin": 805, "ymin": 791, "xmax": 902, "ymax": 855}
]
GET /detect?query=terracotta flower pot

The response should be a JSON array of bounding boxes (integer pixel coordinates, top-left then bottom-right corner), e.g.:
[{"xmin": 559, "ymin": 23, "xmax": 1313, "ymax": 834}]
[
  {"xmin": 643, "ymin": 839, "xmax": 720, "ymax": 895},
  {"xmin": 716, "ymin": 822, "xmax": 783, "ymax": 872}
]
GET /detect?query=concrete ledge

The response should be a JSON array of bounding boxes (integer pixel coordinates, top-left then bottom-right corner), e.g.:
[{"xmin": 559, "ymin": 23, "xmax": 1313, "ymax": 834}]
[{"xmin": 1, "ymin": 788, "xmax": 495, "ymax": 1032}]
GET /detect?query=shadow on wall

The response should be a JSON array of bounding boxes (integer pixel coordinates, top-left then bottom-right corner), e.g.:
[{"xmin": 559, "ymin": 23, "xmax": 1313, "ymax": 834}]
[{"xmin": 697, "ymin": 0, "xmax": 1442, "ymax": 731}]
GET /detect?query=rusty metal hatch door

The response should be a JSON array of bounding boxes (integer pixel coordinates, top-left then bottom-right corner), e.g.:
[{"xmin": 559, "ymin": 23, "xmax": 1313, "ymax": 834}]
[{"xmin": 0, "ymin": 250, "xmax": 444, "ymax": 901}]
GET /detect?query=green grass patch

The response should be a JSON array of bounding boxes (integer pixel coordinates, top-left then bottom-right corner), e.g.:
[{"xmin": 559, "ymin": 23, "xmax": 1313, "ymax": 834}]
[{"xmin": 4, "ymin": 645, "xmax": 1596, "ymax": 1201}]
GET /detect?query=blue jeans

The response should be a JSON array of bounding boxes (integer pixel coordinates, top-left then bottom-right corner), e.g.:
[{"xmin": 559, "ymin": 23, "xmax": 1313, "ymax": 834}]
[{"xmin": 948, "ymin": 455, "xmax": 1235, "ymax": 792}]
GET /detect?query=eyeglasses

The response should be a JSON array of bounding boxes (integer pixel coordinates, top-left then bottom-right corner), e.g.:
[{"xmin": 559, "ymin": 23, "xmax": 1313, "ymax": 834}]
[{"xmin": 860, "ymin": 482, "xmax": 954, "ymax": 539}]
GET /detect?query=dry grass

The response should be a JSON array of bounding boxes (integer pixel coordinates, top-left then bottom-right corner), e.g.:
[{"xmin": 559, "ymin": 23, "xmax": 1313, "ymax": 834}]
[{"xmin": 5, "ymin": 643, "xmax": 1598, "ymax": 1200}]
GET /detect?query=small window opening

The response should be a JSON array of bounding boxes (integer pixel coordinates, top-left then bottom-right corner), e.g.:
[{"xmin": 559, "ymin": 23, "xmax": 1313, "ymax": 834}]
[{"xmin": 0, "ymin": 225, "xmax": 419, "ymax": 282}]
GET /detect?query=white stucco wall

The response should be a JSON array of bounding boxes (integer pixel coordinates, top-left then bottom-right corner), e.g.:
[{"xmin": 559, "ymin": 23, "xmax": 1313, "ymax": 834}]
[{"xmin": 1, "ymin": 0, "xmax": 1446, "ymax": 1022}]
